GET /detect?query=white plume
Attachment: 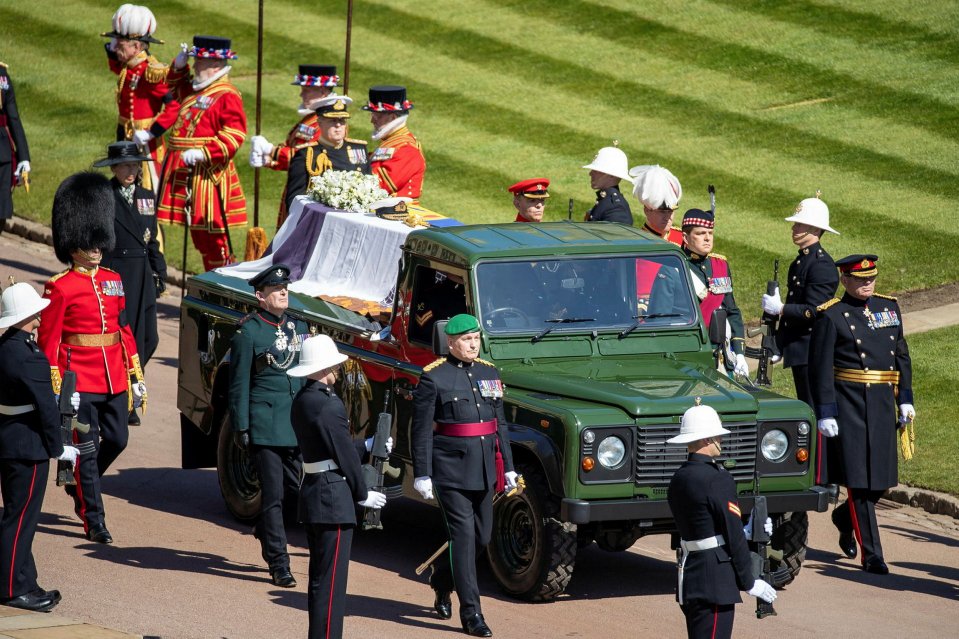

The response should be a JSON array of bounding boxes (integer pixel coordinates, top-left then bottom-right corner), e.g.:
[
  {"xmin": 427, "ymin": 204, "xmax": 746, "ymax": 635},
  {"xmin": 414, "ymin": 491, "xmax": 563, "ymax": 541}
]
[{"xmin": 629, "ymin": 164, "xmax": 682, "ymax": 210}]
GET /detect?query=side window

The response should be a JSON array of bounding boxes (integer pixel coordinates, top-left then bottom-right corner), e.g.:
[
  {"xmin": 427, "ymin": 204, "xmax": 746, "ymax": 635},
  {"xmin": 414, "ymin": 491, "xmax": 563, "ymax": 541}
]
[{"xmin": 408, "ymin": 265, "xmax": 468, "ymax": 345}]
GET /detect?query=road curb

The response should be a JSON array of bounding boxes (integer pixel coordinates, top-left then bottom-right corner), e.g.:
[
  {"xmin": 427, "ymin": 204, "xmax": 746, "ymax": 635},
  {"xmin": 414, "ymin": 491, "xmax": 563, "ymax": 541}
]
[{"xmin": 886, "ymin": 484, "xmax": 959, "ymax": 520}]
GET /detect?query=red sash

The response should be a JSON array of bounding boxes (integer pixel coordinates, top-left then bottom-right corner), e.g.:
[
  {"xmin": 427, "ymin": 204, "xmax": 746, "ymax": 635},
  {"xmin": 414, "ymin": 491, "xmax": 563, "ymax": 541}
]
[
  {"xmin": 699, "ymin": 256, "xmax": 730, "ymax": 328},
  {"xmin": 434, "ymin": 420, "xmax": 497, "ymax": 437}
]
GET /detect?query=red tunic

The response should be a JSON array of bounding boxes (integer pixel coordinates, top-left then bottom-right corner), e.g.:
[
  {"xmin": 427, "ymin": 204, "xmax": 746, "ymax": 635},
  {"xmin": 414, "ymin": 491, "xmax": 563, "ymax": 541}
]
[
  {"xmin": 370, "ymin": 125, "xmax": 425, "ymax": 200},
  {"xmin": 157, "ymin": 69, "xmax": 247, "ymax": 231},
  {"xmin": 37, "ymin": 266, "xmax": 140, "ymax": 397},
  {"xmin": 267, "ymin": 113, "xmax": 322, "ymax": 172}
]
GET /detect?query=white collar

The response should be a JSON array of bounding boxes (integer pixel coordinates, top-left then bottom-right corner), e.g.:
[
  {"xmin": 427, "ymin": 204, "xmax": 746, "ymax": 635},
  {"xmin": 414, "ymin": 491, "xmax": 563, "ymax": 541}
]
[
  {"xmin": 192, "ymin": 65, "xmax": 232, "ymax": 91},
  {"xmin": 372, "ymin": 114, "xmax": 408, "ymax": 141}
]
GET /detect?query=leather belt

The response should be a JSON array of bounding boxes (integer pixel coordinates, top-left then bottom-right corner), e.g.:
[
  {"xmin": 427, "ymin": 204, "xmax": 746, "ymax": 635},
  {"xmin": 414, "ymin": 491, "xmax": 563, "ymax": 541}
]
[
  {"xmin": 64, "ymin": 332, "xmax": 120, "ymax": 347},
  {"xmin": 434, "ymin": 420, "xmax": 497, "ymax": 437},
  {"xmin": 0, "ymin": 403, "xmax": 36, "ymax": 416},
  {"xmin": 303, "ymin": 459, "xmax": 339, "ymax": 474},
  {"xmin": 834, "ymin": 368, "xmax": 900, "ymax": 384},
  {"xmin": 680, "ymin": 534, "xmax": 724, "ymax": 552}
]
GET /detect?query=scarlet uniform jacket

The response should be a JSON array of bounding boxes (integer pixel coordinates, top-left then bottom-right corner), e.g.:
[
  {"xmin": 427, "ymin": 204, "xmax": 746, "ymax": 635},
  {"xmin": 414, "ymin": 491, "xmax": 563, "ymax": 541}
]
[
  {"xmin": 370, "ymin": 125, "xmax": 425, "ymax": 200},
  {"xmin": 809, "ymin": 293, "xmax": 913, "ymax": 490},
  {"xmin": 411, "ymin": 355, "xmax": 514, "ymax": 491},
  {"xmin": 585, "ymin": 185, "xmax": 632, "ymax": 225},
  {"xmin": 284, "ymin": 139, "xmax": 370, "ymax": 213},
  {"xmin": 0, "ymin": 328, "xmax": 63, "ymax": 461},
  {"xmin": 267, "ymin": 113, "xmax": 322, "ymax": 172},
  {"xmin": 157, "ymin": 67, "xmax": 247, "ymax": 231},
  {"xmin": 228, "ymin": 311, "xmax": 306, "ymax": 447},
  {"xmin": 37, "ymin": 266, "xmax": 140, "ymax": 396},
  {"xmin": 291, "ymin": 380, "xmax": 369, "ymax": 524},
  {"xmin": 667, "ymin": 453, "xmax": 755, "ymax": 605},
  {"xmin": 105, "ymin": 47, "xmax": 179, "ymax": 149},
  {"xmin": 776, "ymin": 242, "xmax": 838, "ymax": 368}
]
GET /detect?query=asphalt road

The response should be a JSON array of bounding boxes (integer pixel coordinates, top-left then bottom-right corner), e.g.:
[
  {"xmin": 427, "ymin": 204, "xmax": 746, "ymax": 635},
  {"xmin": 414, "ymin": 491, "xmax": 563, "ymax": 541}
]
[{"xmin": 2, "ymin": 231, "xmax": 957, "ymax": 639}]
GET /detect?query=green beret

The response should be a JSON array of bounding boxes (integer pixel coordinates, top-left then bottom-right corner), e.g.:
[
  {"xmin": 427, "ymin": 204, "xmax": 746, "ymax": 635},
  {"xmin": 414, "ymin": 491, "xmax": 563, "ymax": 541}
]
[{"xmin": 445, "ymin": 313, "xmax": 480, "ymax": 335}]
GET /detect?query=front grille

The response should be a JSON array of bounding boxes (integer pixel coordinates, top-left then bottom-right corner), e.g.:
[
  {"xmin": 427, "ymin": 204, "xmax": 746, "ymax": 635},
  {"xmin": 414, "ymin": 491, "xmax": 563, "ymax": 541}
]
[{"xmin": 635, "ymin": 421, "xmax": 757, "ymax": 487}]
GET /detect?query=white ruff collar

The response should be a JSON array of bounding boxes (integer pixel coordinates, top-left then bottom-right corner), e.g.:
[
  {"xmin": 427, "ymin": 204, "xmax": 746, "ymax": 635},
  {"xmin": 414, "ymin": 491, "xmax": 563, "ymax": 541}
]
[
  {"xmin": 372, "ymin": 114, "xmax": 408, "ymax": 141},
  {"xmin": 193, "ymin": 65, "xmax": 231, "ymax": 91}
]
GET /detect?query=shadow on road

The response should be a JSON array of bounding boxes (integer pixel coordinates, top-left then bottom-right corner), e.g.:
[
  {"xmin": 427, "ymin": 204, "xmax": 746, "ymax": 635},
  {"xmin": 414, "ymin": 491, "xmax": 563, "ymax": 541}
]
[
  {"xmin": 0, "ymin": 256, "xmax": 56, "ymax": 281},
  {"xmin": 77, "ymin": 543, "xmax": 270, "ymax": 585},
  {"xmin": 883, "ymin": 523, "xmax": 959, "ymax": 549},
  {"xmin": 806, "ymin": 547, "xmax": 959, "ymax": 601}
]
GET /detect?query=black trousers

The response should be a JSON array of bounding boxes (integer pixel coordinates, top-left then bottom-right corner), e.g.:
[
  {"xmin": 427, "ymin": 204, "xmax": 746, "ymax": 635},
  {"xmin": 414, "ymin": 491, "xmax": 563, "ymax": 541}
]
[
  {"xmin": 680, "ymin": 602, "xmax": 735, "ymax": 639},
  {"xmin": 73, "ymin": 391, "xmax": 128, "ymax": 531},
  {"xmin": 0, "ymin": 459, "xmax": 47, "ymax": 599},
  {"xmin": 432, "ymin": 485, "xmax": 493, "ymax": 620},
  {"xmin": 252, "ymin": 445, "xmax": 301, "ymax": 570},
  {"xmin": 0, "ymin": 161, "xmax": 12, "ymax": 223},
  {"xmin": 832, "ymin": 489, "xmax": 886, "ymax": 563},
  {"xmin": 305, "ymin": 523, "xmax": 354, "ymax": 639}
]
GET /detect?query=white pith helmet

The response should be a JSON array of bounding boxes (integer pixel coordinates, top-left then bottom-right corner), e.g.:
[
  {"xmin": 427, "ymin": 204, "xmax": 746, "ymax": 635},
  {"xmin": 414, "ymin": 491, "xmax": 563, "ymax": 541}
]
[
  {"xmin": 667, "ymin": 402, "xmax": 730, "ymax": 444},
  {"xmin": 0, "ymin": 283, "xmax": 51, "ymax": 329},
  {"xmin": 583, "ymin": 145, "xmax": 634, "ymax": 183},
  {"xmin": 784, "ymin": 192, "xmax": 839, "ymax": 235},
  {"xmin": 287, "ymin": 335, "xmax": 348, "ymax": 377}
]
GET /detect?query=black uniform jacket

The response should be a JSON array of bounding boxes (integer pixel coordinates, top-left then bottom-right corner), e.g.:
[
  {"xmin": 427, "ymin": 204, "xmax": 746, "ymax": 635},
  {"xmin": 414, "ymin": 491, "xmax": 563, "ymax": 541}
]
[
  {"xmin": 585, "ymin": 185, "xmax": 632, "ymax": 225},
  {"xmin": 809, "ymin": 293, "xmax": 913, "ymax": 490},
  {"xmin": 284, "ymin": 139, "xmax": 370, "ymax": 212},
  {"xmin": 776, "ymin": 242, "xmax": 838, "ymax": 368},
  {"xmin": 291, "ymin": 380, "xmax": 368, "ymax": 525},
  {"xmin": 667, "ymin": 453, "xmax": 755, "ymax": 606},
  {"xmin": 686, "ymin": 251, "xmax": 745, "ymax": 356},
  {"xmin": 412, "ymin": 355, "xmax": 514, "ymax": 491},
  {"xmin": 0, "ymin": 64, "xmax": 29, "ymax": 166},
  {"xmin": 100, "ymin": 179, "xmax": 167, "ymax": 362},
  {"xmin": 0, "ymin": 328, "xmax": 63, "ymax": 460}
]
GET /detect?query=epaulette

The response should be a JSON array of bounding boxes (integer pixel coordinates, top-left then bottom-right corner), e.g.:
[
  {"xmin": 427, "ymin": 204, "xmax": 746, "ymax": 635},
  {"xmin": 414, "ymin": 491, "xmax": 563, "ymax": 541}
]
[
  {"xmin": 99, "ymin": 266, "xmax": 120, "ymax": 276},
  {"xmin": 346, "ymin": 138, "xmax": 368, "ymax": 146},
  {"xmin": 873, "ymin": 293, "xmax": 897, "ymax": 302},
  {"xmin": 47, "ymin": 269, "xmax": 69, "ymax": 284},
  {"xmin": 708, "ymin": 253, "xmax": 727, "ymax": 261},
  {"xmin": 475, "ymin": 358, "xmax": 496, "ymax": 367},
  {"xmin": 144, "ymin": 57, "xmax": 170, "ymax": 83},
  {"xmin": 817, "ymin": 298, "xmax": 840, "ymax": 312},
  {"xmin": 423, "ymin": 357, "xmax": 446, "ymax": 372}
]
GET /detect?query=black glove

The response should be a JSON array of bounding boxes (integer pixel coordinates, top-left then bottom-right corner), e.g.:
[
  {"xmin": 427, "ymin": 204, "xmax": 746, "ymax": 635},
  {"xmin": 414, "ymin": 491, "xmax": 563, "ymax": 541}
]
[
  {"xmin": 153, "ymin": 273, "xmax": 166, "ymax": 297},
  {"xmin": 233, "ymin": 430, "xmax": 250, "ymax": 450}
]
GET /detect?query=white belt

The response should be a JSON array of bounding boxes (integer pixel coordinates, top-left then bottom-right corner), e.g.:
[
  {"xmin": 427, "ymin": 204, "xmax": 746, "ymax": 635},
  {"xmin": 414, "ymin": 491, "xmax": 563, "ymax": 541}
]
[
  {"xmin": 303, "ymin": 459, "xmax": 339, "ymax": 474},
  {"xmin": 677, "ymin": 535, "xmax": 725, "ymax": 604},
  {"xmin": 0, "ymin": 403, "xmax": 36, "ymax": 416}
]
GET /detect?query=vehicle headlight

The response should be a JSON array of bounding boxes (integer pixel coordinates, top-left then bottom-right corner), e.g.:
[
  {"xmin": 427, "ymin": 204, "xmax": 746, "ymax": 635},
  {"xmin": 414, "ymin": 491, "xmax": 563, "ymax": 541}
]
[
  {"xmin": 761, "ymin": 430, "xmax": 789, "ymax": 462},
  {"xmin": 597, "ymin": 436, "xmax": 626, "ymax": 469},
  {"xmin": 798, "ymin": 421, "xmax": 810, "ymax": 436}
]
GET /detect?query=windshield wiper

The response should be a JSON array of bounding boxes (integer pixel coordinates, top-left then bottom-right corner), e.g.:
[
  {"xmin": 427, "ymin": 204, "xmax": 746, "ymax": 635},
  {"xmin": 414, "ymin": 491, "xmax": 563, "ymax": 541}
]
[
  {"xmin": 618, "ymin": 313, "xmax": 682, "ymax": 339},
  {"xmin": 531, "ymin": 318, "xmax": 596, "ymax": 343}
]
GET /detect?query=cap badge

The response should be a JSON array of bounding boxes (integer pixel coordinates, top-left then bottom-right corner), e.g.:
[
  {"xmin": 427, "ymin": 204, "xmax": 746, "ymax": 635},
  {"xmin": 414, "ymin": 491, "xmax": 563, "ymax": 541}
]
[
  {"xmin": 333, "ymin": 100, "xmax": 345, "ymax": 111},
  {"xmin": 860, "ymin": 259, "xmax": 870, "ymax": 268}
]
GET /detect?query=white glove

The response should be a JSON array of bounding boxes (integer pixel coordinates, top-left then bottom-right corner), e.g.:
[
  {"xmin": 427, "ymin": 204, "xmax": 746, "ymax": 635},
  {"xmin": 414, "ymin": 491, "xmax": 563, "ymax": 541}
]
[
  {"xmin": 734, "ymin": 353, "xmax": 749, "ymax": 377},
  {"xmin": 133, "ymin": 130, "xmax": 154, "ymax": 147},
  {"xmin": 414, "ymin": 476, "xmax": 434, "ymax": 500},
  {"xmin": 761, "ymin": 287, "xmax": 784, "ymax": 316},
  {"xmin": 132, "ymin": 381, "xmax": 147, "ymax": 408},
  {"xmin": 249, "ymin": 150, "xmax": 264, "ymax": 168},
  {"xmin": 14, "ymin": 161, "xmax": 30, "ymax": 177},
  {"xmin": 899, "ymin": 403, "xmax": 915, "ymax": 424},
  {"xmin": 70, "ymin": 391, "xmax": 80, "ymax": 411},
  {"xmin": 504, "ymin": 471, "xmax": 519, "ymax": 491},
  {"xmin": 364, "ymin": 436, "xmax": 394, "ymax": 454},
  {"xmin": 250, "ymin": 135, "xmax": 274, "ymax": 156},
  {"xmin": 744, "ymin": 512, "xmax": 773, "ymax": 538},
  {"xmin": 57, "ymin": 446, "xmax": 80, "ymax": 465},
  {"xmin": 817, "ymin": 418, "xmax": 838, "ymax": 438},
  {"xmin": 748, "ymin": 579, "xmax": 777, "ymax": 603},
  {"xmin": 181, "ymin": 149, "xmax": 205, "ymax": 166},
  {"xmin": 174, "ymin": 42, "xmax": 189, "ymax": 69},
  {"xmin": 357, "ymin": 491, "xmax": 387, "ymax": 509}
]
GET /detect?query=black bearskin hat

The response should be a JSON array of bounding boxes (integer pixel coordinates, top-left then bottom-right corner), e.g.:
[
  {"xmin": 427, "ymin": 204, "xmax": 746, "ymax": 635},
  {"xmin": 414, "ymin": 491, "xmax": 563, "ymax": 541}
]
[{"xmin": 51, "ymin": 171, "xmax": 116, "ymax": 264}]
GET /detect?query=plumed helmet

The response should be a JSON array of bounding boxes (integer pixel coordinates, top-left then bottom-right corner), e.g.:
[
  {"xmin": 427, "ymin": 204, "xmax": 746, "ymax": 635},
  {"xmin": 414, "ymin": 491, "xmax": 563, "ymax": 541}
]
[
  {"xmin": 629, "ymin": 164, "xmax": 682, "ymax": 210},
  {"xmin": 51, "ymin": 172, "xmax": 116, "ymax": 264},
  {"xmin": 103, "ymin": 4, "xmax": 163, "ymax": 44}
]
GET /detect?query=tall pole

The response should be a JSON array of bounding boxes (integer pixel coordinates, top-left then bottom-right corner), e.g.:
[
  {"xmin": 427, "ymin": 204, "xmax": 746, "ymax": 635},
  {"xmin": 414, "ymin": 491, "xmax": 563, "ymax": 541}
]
[
  {"xmin": 253, "ymin": 0, "xmax": 264, "ymax": 228},
  {"xmin": 344, "ymin": 0, "xmax": 354, "ymax": 94}
]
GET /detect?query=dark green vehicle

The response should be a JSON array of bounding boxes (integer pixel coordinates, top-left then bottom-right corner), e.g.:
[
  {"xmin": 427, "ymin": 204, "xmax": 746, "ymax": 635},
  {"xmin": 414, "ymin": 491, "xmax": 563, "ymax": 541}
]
[{"xmin": 177, "ymin": 221, "xmax": 829, "ymax": 600}]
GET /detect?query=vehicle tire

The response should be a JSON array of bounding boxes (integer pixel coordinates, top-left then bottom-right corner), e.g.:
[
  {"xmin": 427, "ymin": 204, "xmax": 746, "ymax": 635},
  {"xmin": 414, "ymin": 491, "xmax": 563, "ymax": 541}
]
[
  {"xmin": 769, "ymin": 511, "xmax": 808, "ymax": 588},
  {"xmin": 487, "ymin": 463, "xmax": 577, "ymax": 601},
  {"xmin": 216, "ymin": 413, "xmax": 261, "ymax": 521}
]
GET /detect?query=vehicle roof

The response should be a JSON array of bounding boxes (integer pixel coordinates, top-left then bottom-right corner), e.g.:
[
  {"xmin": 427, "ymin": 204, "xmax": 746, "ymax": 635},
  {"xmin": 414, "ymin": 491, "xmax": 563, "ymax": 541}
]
[{"xmin": 405, "ymin": 221, "xmax": 681, "ymax": 265}]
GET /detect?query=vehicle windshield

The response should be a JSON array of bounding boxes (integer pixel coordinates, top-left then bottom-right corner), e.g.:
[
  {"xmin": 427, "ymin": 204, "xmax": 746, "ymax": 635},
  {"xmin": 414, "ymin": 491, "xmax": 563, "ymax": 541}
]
[{"xmin": 475, "ymin": 255, "xmax": 698, "ymax": 335}]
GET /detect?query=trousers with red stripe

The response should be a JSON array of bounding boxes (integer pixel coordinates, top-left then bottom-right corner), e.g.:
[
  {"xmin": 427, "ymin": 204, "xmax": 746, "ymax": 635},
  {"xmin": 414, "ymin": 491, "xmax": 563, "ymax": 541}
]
[
  {"xmin": 306, "ymin": 523, "xmax": 353, "ymax": 639},
  {"xmin": 0, "ymin": 460, "xmax": 48, "ymax": 599},
  {"xmin": 832, "ymin": 490, "xmax": 886, "ymax": 563},
  {"xmin": 680, "ymin": 603, "xmax": 735, "ymax": 639}
]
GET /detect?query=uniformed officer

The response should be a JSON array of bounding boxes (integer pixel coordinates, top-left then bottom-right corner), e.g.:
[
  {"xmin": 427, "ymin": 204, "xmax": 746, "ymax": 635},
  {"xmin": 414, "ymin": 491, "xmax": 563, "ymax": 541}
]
[
  {"xmin": 95, "ymin": 141, "xmax": 167, "ymax": 426},
  {"xmin": 508, "ymin": 178, "xmax": 550, "ymax": 223},
  {"xmin": 228, "ymin": 264, "xmax": 306, "ymax": 587},
  {"xmin": 37, "ymin": 172, "xmax": 146, "ymax": 545},
  {"xmin": 629, "ymin": 164, "xmax": 683, "ymax": 245},
  {"xmin": 283, "ymin": 96, "xmax": 370, "ymax": 213},
  {"xmin": 412, "ymin": 314, "xmax": 517, "ymax": 637},
  {"xmin": 364, "ymin": 85, "xmax": 425, "ymax": 201},
  {"xmin": 681, "ymin": 209, "xmax": 748, "ymax": 377},
  {"xmin": 0, "ymin": 283, "xmax": 79, "ymax": 612},
  {"xmin": 582, "ymin": 145, "xmax": 634, "ymax": 224},
  {"xmin": 667, "ymin": 402, "xmax": 777, "ymax": 638},
  {"xmin": 809, "ymin": 255, "xmax": 914, "ymax": 574},
  {"xmin": 0, "ymin": 61, "xmax": 31, "ymax": 232},
  {"xmin": 760, "ymin": 194, "xmax": 839, "ymax": 405},
  {"xmin": 288, "ymin": 335, "xmax": 389, "ymax": 639}
]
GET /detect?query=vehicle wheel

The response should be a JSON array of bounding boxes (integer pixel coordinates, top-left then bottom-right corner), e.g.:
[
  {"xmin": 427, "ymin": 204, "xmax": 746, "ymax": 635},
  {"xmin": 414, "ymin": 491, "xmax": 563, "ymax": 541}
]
[
  {"xmin": 487, "ymin": 464, "xmax": 577, "ymax": 601},
  {"xmin": 216, "ymin": 413, "xmax": 261, "ymax": 521},
  {"xmin": 769, "ymin": 511, "xmax": 808, "ymax": 588}
]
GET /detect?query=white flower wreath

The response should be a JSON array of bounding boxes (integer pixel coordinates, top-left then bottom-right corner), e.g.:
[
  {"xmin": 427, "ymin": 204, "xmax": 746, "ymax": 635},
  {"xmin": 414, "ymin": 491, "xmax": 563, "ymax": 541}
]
[{"xmin": 307, "ymin": 170, "xmax": 389, "ymax": 213}]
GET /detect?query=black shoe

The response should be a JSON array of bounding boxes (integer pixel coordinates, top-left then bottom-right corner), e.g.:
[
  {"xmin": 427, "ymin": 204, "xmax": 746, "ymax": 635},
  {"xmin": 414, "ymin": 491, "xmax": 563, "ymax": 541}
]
[
  {"xmin": 270, "ymin": 567, "xmax": 296, "ymax": 588},
  {"xmin": 462, "ymin": 613, "xmax": 492, "ymax": 637},
  {"xmin": 838, "ymin": 531, "xmax": 857, "ymax": 559},
  {"xmin": 86, "ymin": 523, "xmax": 113, "ymax": 544},
  {"xmin": 863, "ymin": 557, "xmax": 889, "ymax": 575},
  {"xmin": 65, "ymin": 485, "xmax": 83, "ymax": 522},
  {"xmin": 1, "ymin": 590, "xmax": 60, "ymax": 612},
  {"xmin": 128, "ymin": 410, "xmax": 141, "ymax": 426},
  {"xmin": 433, "ymin": 590, "xmax": 452, "ymax": 620}
]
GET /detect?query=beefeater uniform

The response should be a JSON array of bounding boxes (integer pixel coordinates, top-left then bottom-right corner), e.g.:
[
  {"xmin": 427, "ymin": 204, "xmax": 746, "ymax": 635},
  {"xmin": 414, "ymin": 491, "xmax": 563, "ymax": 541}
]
[
  {"xmin": 809, "ymin": 263, "xmax": 912, "ymax": 566},
  {"xmin": 291, "ymin": 378, "xmax": 370, "ymax": 639},
  {"xmin": 157, "ymin": 37, "xmax": 247, "ymax": 271},
  {"xmin": 412, "ymin": 351, "xmax": 514, "ymax": 624},
  {"xmin": 364, "ymin": 86, "xmax": 425, "ymax": 201},
  {"xmin": 0, "ymin": 62, "xmax": 30, "ymax": 226}
]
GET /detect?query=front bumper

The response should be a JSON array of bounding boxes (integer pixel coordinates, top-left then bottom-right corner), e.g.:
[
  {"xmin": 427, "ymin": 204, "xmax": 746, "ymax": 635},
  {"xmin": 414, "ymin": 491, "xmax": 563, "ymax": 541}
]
[{"xmin": 561, "ymin": 485, "xmax": 830, "ymax": 524}]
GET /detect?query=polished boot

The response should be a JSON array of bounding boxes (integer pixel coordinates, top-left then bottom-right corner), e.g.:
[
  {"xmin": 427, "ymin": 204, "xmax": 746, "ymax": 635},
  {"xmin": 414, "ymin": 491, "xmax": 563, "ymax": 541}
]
[
  {"xmin": 863, "ymin": 556, "xmax": 889, "ymax": 575},
  {"xmin": 832, "ymin": 504, "xmax": 857, "ymax": 559},
  {"xmin": 0, "ymin": 589, "xmax": 61, "ymax": 612},
  {"xmin": 838, "ymin": 531, "xmax": 858, "ymax": 559},
  {"xmin": 433, "ymin": 590, "xmax": 452, "ymax": 620},
  {"xmin": 462, "ymin": 613, "xmax": 493, "ymax": 637},
  {"xmin": 270, "ymin": 567, "xmax": 296, "ymax": 588},
  {"xmin": 86, "ymin": 523, "xmax": 113, "ymax": 544},
  {"xmin": 128, "ymin": 409, "xmax": 141, "ymax": 426},
  {"xmin": 65, "ymin": 485, "xmax": 83, "ymax": 522}
]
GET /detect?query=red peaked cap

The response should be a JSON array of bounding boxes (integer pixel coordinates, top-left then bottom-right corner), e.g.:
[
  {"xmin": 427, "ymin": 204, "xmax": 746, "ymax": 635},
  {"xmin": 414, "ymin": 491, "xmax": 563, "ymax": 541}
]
[{"xmin": 508, "ymin": 178, "xmax": 550, "ymax": 199}]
